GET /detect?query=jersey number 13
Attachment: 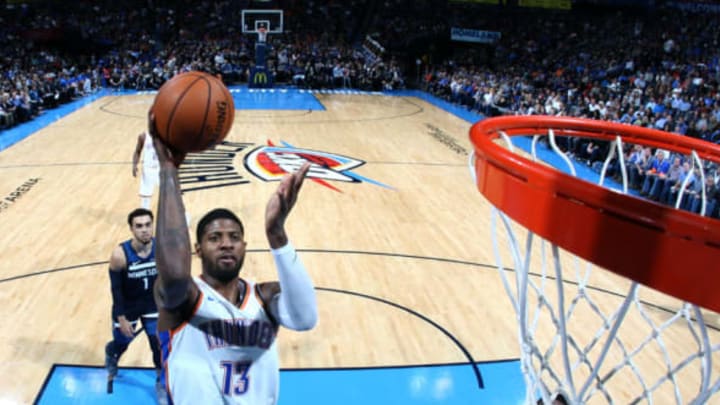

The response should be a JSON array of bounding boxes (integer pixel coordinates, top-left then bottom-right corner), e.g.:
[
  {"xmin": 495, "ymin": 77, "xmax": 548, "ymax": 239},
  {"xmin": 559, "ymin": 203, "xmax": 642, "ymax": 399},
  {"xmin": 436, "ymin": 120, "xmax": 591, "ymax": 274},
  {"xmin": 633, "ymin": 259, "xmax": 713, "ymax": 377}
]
[{"xmin": 220, "ymin": 361, "xmax": 252, "ymax": 396}]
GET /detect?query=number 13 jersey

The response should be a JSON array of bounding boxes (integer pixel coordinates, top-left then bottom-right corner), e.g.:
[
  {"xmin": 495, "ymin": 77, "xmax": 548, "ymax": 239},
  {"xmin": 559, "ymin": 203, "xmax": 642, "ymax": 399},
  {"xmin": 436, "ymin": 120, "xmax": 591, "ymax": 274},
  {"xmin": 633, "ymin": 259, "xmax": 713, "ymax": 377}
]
[{"xmin": 159, "ymin": 276, "xmax": 280, "ymax": 405}]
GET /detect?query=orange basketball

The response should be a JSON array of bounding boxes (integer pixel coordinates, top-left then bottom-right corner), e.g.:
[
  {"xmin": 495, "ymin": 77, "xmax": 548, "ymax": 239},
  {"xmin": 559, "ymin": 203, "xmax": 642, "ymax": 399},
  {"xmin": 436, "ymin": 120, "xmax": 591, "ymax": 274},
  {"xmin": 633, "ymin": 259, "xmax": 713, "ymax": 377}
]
[{"xmin": 151, "ymin": 71, "xmax": 235, "ymax": 153}]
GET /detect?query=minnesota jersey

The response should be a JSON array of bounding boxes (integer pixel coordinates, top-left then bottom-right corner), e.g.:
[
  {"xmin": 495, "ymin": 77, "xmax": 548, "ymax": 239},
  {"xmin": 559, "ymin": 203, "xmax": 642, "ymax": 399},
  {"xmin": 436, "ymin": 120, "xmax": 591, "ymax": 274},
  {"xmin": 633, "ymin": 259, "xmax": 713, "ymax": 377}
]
[
  {"xmin": 159, "ymin": 277, "xmax": 280, "ymax": 405},
  {"xmin": 117, "ymin": 238, "xmax": 158, "ymax": 318}
]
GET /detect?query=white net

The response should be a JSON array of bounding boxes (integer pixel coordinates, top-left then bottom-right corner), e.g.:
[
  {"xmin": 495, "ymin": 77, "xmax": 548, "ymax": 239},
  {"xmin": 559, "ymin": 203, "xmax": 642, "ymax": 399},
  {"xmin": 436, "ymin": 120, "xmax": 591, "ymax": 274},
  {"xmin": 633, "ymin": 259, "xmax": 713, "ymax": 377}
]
[{"xmin": 470, "ymin": 130, "xmax": 720, "ymax": 404}]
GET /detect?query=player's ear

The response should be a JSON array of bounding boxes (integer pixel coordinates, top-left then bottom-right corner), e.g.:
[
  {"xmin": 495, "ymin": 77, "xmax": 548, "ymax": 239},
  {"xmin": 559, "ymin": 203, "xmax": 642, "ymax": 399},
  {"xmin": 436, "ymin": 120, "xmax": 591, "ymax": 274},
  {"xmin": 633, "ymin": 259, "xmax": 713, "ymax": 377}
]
[{"xmin": 194, "ymin": 242, "xmax": 202, "ymax": 257}]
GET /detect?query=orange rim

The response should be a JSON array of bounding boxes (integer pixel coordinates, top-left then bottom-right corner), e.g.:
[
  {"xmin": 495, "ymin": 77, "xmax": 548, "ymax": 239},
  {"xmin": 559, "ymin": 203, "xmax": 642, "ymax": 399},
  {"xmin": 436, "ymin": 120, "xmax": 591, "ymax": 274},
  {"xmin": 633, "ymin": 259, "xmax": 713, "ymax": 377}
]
[{"xmin": 470, "ymin": 115, "xmax": 720, "ymax": 312}]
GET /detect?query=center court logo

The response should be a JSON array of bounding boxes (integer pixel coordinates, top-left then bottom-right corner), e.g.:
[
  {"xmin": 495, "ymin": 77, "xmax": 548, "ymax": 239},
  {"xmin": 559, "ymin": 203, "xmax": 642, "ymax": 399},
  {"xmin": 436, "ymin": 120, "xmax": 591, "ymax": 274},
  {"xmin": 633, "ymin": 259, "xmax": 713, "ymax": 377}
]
[{"xmin": 178, "ymin": 140, "xmax": 392, "ymax": 193}]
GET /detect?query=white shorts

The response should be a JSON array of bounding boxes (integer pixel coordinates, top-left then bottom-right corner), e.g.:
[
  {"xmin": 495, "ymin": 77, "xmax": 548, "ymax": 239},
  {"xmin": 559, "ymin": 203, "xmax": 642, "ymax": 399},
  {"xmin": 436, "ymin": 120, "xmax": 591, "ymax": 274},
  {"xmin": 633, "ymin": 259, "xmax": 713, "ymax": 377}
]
[{"xmin": 139, "ymin": 167, "xmax": 160, "ymax": 197}]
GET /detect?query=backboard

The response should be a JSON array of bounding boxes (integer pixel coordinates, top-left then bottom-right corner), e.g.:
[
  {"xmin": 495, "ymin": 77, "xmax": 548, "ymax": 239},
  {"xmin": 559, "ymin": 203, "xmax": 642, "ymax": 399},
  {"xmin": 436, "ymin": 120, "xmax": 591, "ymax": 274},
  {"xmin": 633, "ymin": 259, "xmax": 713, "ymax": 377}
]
[{"xmin": 241, "ymin": 9, "xmax": 284, "ymax": 34}]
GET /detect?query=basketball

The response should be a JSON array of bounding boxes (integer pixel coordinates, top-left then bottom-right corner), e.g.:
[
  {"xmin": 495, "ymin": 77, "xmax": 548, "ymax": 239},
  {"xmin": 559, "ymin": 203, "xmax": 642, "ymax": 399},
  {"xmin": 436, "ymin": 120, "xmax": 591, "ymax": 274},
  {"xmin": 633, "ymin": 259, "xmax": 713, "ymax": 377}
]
[{"xmin": 151, "ymin": 71, "xmax": 235, "ymax": 153}]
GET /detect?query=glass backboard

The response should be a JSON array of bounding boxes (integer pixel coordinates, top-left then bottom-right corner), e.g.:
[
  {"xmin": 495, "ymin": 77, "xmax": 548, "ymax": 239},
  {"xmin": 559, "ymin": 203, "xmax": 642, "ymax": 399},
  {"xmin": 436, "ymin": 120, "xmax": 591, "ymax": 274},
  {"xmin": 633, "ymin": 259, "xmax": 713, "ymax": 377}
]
[{"xmin": 241, "ymin": 9, "xmax": 283, "ymax": 34}]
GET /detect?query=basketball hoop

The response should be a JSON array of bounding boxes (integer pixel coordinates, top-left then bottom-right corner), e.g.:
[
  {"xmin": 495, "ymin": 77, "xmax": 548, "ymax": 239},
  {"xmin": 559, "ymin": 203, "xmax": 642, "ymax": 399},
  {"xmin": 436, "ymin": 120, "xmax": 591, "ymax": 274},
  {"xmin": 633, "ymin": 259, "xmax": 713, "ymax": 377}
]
[
  {"xmin": 257, "ymin": 27, "xmax": 267, "ymax": 44},
  {"xmin": 469, "ymin": 116, "xmax": 720, "ymax": 404}
]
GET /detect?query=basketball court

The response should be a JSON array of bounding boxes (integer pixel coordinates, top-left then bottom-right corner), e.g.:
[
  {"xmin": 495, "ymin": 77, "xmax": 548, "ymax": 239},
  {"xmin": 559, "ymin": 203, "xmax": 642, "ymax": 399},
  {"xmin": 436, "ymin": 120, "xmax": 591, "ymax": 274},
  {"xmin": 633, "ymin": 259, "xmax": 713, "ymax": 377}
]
[{"xmin": 0, "ymin": 85, "xmax": 718, "ymax": 404}]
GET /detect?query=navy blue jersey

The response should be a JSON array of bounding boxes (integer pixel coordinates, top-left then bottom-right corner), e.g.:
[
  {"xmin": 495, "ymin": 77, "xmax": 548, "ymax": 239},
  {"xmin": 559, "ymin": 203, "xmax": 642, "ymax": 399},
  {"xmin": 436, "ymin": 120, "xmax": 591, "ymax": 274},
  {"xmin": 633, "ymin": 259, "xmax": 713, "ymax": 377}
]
[{"xmin": 116, "ymin": 238, "xmax": 158, "ymax": 318}]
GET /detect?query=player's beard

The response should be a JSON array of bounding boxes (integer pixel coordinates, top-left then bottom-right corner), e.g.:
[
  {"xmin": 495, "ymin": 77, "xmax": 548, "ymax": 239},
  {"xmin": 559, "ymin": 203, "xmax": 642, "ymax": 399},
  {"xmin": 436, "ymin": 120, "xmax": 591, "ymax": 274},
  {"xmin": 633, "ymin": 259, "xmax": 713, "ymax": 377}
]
[
  {"xmin": 133, "ymin": 234, "xmax": 153, "ymax": 248},
  {"xmin": 203, "ymin": 255, "xmax": 244, "ymax": 284}
]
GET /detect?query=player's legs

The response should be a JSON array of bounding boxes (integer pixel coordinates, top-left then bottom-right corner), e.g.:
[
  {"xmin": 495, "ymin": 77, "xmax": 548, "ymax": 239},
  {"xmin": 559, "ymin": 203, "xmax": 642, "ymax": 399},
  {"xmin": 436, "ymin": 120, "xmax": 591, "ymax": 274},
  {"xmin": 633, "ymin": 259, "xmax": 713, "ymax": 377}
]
[
  {"xmin": 139, "ymin": 168, "xmax": 159, "ymax": 209},
  {"xmin": 105, "ymin": 317, "xmax": 139, "ymax": 379},
  {"xmin": 140, "ymin": 315, "xmax": 161, "ymax": 370},
  {"xmin": 140, "ymin": 196, "xmax": 152, "ymax": 209}
]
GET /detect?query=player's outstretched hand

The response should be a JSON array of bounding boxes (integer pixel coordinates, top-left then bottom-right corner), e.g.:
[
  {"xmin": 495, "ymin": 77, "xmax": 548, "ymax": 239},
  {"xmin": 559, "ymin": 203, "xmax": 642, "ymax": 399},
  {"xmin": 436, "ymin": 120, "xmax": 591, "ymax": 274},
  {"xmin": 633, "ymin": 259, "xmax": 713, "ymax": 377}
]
[
  {"xmin": 149, "ymin": 111, "xmax": 186, "ymax": 167},
  {"xmin": 265, "ymin": 163, "xmax": 311, "ymax": 238}
]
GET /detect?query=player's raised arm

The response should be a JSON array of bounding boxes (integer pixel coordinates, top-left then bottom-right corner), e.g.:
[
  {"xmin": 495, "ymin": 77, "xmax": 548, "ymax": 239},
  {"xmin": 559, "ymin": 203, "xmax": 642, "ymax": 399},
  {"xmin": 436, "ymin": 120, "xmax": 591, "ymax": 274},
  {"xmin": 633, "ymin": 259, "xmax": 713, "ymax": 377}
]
[
  {"xmin": 264, "ymin": 163, "xmax": 318, "ymax": 331},
  {"xmin": 150, "ymin": 114, "xmax": 196, "ymax": 315}
]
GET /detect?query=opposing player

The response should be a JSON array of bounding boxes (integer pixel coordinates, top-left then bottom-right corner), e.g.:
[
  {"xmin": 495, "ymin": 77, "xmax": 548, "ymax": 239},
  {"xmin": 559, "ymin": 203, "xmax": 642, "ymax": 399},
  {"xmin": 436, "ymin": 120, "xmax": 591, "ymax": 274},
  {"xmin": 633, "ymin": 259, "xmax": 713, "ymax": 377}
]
[
  {"xmin": 150, "ymin": 114, "xmax": 318, "ymax": 404},
  {"xmin": 132, "ymin": 131, "xmax": 159, "ymax": 210},
  {"xmin": 105, "ymin": 208, "xmax": 166, "ymax": 403}
]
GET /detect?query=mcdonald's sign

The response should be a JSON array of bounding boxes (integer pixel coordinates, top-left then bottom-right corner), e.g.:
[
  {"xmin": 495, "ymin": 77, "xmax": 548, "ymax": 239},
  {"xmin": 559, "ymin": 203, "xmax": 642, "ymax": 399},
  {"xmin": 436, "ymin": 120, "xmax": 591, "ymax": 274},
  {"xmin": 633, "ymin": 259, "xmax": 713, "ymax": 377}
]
[
  {"xmin": 253, "ymin": 71, "xmax": 268, "ymax": 84},
  {"xmin": 249, "ymin": 67, "xmax": 273, "ymax": 88}
]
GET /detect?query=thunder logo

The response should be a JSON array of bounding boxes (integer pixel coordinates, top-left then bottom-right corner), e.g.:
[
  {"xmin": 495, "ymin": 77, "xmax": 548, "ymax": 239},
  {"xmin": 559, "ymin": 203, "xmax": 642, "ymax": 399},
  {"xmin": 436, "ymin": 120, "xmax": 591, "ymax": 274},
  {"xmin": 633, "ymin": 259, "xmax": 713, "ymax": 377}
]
[{"xmin": 243, "ymin": 140, "xmax": 393, "ymax": 192}]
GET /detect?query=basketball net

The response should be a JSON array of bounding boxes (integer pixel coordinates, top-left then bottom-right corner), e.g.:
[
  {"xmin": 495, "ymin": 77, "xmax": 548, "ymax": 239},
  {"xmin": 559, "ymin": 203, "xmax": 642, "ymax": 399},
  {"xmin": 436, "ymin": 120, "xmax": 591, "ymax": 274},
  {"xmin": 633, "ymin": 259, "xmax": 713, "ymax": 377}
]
[
  {"xmin": 468, "ymin": 119, "xmax": 720, "ymax": 404},
  {"xmin": 257, "ymin": 27, "xmax": 267, "ymax": 44}
]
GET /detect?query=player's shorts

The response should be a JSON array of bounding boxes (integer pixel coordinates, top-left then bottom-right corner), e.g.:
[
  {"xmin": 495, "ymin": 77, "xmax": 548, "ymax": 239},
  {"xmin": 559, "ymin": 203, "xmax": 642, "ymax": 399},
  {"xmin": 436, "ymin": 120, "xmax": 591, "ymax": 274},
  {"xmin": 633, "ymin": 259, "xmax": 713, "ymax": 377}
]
[{"xmin": 139, "ymin": 167, "xmax": 160, "ymax": 197}]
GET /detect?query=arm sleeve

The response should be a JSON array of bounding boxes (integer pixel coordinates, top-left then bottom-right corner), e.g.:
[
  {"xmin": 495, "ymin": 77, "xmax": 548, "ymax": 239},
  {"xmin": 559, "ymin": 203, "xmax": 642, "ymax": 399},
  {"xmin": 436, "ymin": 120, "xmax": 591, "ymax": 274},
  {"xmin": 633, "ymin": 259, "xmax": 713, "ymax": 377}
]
[
  {"xmin": 109, "ymin": 269, "xmax": 126, "ymax": 319},
  {"xmin": 269, "ymin": 242, "xmax": 318, "ymax": 331}
]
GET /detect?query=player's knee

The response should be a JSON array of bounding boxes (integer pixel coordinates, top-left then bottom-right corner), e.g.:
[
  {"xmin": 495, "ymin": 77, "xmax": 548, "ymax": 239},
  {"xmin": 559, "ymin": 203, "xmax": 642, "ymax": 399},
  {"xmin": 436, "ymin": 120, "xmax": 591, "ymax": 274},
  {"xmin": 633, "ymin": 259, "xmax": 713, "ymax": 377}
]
[
  {"xmin": 148, "ymin": 335, "xmax": 160, "ymax": 350},
  {"xmin": 106, "ymin": 340, "xmax": 129, "ymax": 357}
]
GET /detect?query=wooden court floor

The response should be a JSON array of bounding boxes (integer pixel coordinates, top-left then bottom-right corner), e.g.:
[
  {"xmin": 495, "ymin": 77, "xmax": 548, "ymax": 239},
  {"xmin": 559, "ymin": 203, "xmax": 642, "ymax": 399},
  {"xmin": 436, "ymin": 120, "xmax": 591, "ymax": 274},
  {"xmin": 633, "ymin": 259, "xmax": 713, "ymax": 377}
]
[{"xmin": 0, "ymin": 91, "xmax": 718, "ymax": 404}]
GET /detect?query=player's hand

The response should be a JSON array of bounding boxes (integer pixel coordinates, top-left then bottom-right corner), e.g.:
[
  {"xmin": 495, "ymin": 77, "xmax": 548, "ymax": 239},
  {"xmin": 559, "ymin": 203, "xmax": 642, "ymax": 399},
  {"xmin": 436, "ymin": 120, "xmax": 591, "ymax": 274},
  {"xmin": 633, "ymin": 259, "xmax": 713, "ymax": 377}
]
[
  {"xmin": 149, "ymin": 111, "xmax": 186, "ymax": 167},
  {"xmin": 118, "ymin": 317, "xmax": 135, "ymax": 338},
  {"xmin": 132, "ymin": 165, "xmax": 138, "ymax": 177},
  {"xmin": 265, "ymin": 163, "xmax": 311, "ymax": 245}
]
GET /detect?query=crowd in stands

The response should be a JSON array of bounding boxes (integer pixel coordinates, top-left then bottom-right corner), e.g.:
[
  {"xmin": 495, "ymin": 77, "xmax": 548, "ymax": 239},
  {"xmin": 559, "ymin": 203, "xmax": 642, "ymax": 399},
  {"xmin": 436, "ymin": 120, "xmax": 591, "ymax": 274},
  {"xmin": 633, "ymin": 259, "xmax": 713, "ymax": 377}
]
[
  {"xmin": 417, "ymin": 2, "xmax": 720, "ymax": 217},
  {"xmin": 0, "ymin": 0, "xmax": 402, "ymax": 130},
  {"xmin": 425, "ymin": 8, "xmax": 720, "ymax": 139}
]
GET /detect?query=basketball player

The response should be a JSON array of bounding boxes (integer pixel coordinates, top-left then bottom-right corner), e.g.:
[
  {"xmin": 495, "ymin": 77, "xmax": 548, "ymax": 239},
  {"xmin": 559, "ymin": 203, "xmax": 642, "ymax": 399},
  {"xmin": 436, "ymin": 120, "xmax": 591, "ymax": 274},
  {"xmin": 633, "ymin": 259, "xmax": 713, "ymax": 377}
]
[
  {"xmin": 150, "ymin": 122, "xmax": 318, "ymax": 404},
  {"xmin": 105, "ymin": 208, "xmax": 166, "ymax": 404},
  {"xmin": 132, "ymin": 131, "xmax": 159, "ymax": 210}
]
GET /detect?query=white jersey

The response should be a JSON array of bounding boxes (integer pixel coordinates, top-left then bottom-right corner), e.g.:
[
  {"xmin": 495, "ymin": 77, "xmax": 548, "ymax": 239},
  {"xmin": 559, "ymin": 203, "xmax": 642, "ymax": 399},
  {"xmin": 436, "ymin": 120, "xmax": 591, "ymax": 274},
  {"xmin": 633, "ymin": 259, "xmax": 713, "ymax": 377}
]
[
  {"xmin": 142, "ymin": 131, "xmax": 159, "ymax": 172},
  {"xmin": 139, "ymin": 132, "xmax": 160, "ymax": 197},
  {"xmin": 159, "ymin": 277, "xmax": 280, "ymax": 405}
]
